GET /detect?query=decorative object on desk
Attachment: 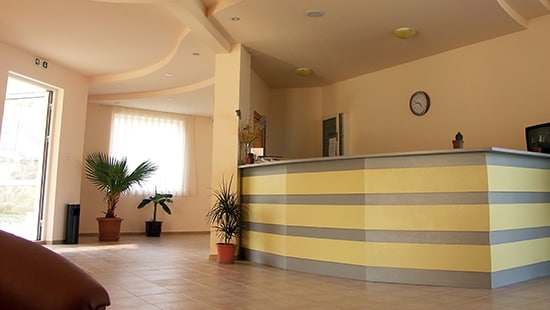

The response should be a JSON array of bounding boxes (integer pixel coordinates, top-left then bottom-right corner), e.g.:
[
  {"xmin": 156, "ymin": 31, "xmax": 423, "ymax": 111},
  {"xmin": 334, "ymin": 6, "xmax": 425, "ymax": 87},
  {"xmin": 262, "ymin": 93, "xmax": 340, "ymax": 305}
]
[
  {"xmin": 529, "ymin": 143, "xmax": 542, "ymax": 152},
  {"xmin": 246, "ymin": 152, "xmax": 255, "ymax": 164},
  {"xmin": 409, "ymin": 90, "xmax": 430, "ymax": 116},
  {"xmin": 452, "ymin": 132, "xmax": 464, "ymax": 149},
  {"xmin": 207, "ymin": 175, "xmax": 244, "ymax": 264},
  {"xmin": 84, "ymin": 152, "xmax": 157, "ymax": 241},
  {"xmin": 239, "ymin": 124, "xmax": 259, "ymax": 164},
  {"xmin": 525, "ymin": 122, "xmax": 550, "ymax": 153},
  {"xmin": 137, "ymin": 188, "xmax": 173, "ymax": 237}
]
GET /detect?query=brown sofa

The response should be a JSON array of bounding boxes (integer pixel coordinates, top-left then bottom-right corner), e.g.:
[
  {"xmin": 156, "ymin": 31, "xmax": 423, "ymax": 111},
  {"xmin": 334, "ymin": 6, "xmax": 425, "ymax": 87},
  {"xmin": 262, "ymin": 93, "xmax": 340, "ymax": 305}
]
[{"xmin": 0, "ymin": 230, "xmax": 110, "ymax": 309}]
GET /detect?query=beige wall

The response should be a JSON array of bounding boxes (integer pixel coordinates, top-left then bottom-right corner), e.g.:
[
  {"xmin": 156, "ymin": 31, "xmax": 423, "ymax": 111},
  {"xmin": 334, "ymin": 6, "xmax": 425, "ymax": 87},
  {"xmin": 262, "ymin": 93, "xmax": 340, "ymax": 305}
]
[
  {"xmin": 80, "ymin": 103, "xmax": 213, "ymax": 234},
  {"xmin": 271, "ymin": 15, "xmax": 550, "ymax": 157},
  {"xmin": 3, "ymin": 14, "xmax": 550, "ymax": 241},
  {"xmin": 0, "ymin": 42, "xmax": 89, "ymax": 242},
  {"xmin": 248, "ymin": 70, "xmax": 270, "ymax": 153},
  {"xmin": 250, "ymin": 70, "xmax": 270, "ymax": 117},
  {"xmin": 268, "ymin": 87, "xmax": 323, "ymax": 158}
]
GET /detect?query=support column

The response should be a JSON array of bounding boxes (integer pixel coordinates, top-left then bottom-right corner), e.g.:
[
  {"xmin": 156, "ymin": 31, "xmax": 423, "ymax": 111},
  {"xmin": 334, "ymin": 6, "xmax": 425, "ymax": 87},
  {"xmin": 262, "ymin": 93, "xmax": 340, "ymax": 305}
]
[{"xmin": 209, "ymin": 44, "xmax": 251, "ymax": 256}]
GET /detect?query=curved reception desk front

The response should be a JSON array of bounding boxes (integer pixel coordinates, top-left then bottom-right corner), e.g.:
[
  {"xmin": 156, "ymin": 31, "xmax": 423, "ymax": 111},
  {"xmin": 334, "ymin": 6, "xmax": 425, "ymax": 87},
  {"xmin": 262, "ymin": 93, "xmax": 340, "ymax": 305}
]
[{"xmin": 240, "ymin": 148, "xmax": 550, "ymax": 288}]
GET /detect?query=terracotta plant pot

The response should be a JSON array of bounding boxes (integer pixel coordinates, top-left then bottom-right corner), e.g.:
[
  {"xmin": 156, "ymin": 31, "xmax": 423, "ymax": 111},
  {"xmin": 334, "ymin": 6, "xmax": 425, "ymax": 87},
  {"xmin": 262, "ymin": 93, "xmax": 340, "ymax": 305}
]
[
  {"xmin": 97, "ymin": 217, "xmax": 123, "ymax": 241},
  {"xmin": 216, "ymin": 243, "xmax": 236, "ymax": 264},
  {"xmin": 246, "ymin": 153, "xmax": 255, "ymax": 164},
  {"xmin": 452, "ymin": 140, "xmax": 464, "ymax": 149}
]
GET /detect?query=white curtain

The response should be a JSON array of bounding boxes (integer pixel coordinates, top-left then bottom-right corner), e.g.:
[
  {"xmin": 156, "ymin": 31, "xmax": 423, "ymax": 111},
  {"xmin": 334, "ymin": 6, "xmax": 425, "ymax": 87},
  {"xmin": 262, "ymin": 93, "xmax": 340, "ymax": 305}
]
[{"xmin": 110, "ymin": 107, "xmax": 196, "ymax": 196}]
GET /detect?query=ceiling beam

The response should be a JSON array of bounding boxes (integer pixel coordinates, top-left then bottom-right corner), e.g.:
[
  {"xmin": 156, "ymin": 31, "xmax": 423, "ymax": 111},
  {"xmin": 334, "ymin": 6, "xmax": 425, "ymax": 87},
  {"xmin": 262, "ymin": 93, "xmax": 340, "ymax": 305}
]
[{"xmin": 162, "ymin": 0, "xmax": 232, "ymax": 53}]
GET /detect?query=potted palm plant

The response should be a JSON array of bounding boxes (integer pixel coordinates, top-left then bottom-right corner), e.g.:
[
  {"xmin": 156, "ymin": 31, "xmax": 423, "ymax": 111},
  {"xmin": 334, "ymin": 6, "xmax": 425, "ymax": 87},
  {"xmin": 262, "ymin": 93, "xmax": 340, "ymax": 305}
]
[
  {"xmin": 84, "ymin": 152, "xmax": 157, "ymax": 241},
  {"xmin": 137, "ymin": 189, "xmax": 173, "ymax": 237},
  {"xmin": 207, "ymin": 175, "xmax": 243, "ymax": 264}
]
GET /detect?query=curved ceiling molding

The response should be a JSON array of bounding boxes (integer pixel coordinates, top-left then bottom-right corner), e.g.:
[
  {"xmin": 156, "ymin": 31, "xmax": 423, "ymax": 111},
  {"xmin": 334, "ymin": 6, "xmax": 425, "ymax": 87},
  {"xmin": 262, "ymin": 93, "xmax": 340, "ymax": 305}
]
[
  {"xmin": 88, "ymin": 77, "xmax": 215, "ymax": 102},
  {"xmin": 89, "ymin": 27, "xmax": 191, "ymax": 84},
  {"xmin": 496, "ymin": 0, "xmax": 528, "ymax": 28},
  {"xmin": 206, "ymin": 0, "xmax": 243, "ymax": 16}
]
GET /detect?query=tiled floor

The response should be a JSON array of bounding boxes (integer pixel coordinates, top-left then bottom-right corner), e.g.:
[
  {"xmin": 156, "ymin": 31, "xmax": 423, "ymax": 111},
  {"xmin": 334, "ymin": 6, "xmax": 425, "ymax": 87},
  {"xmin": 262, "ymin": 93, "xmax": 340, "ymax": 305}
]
[{"xmin": 48, "ymin": 233, "xmax": 550, "ymax": 309}]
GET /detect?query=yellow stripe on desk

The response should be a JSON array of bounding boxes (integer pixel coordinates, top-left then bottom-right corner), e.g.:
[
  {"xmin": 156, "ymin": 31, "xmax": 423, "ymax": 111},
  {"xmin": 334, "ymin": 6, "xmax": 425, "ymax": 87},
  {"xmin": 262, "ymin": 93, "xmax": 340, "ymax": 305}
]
[
  {"xmin": 242, "ymin": 174, "xmax": 286, "ymax": 195},
  {"xmin": 365, "ymin": 204, "xmax": 490, "ymax": 231},
  {"xmin": 364, "ymin": 166, "xmax": 488, "ymax": 193},
  {"xmin": 365, "ymin": 242, "xmax": 491, "ymax": 272},
  {"xmin": 287, "ymin": 235, "xmax": 365, "ymax": 265},
  {"xmin": 245, "ymin": 231, "xmax": 286, "ymax": 256},
  {"xmin": 243, "ymin": 166, "xmax": 490, "ymax": 195},
  {"xmin": 246, "ymin": 231, "xmax": 491, "ymax": 272},
  {"xmin": 242, "ymin": 170, "xmax": 365, "ymax": 195},
  {"xmin": 247, "ymin": 203, "xmax": 365, "ymax": 230},
  {"xmin": 286, "ymin": 204, "xmax": 364, "ymax": 228},
  {"xmin": 289, "ymin": 239, "xmax": 491, "ymax": 272},
  {"xmin": 247, "ymin": 203, "xmax": 286, "ymax": 225},
  {"xmin": 286, "ymin": 170, "xmax": 365, "ymax": 194},
  {"xmin": 248, "ymin": 203, "xmax": 491, "ymax": 231}
]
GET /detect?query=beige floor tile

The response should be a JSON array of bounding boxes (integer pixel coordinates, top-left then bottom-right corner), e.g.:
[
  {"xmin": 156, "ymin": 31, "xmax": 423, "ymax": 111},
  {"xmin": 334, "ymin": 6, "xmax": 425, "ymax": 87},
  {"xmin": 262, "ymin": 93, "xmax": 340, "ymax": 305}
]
[{"xmin": 46, "ymin": 234, "xmax": 550, "ymax": 310}]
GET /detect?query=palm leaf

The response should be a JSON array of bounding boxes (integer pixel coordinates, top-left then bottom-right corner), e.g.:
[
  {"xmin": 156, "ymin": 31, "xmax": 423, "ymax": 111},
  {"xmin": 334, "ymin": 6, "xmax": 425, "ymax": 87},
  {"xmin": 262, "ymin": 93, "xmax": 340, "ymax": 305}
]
[{"xmin": 85, "ymin": 152, "xmax": 157, "ymax": 217}]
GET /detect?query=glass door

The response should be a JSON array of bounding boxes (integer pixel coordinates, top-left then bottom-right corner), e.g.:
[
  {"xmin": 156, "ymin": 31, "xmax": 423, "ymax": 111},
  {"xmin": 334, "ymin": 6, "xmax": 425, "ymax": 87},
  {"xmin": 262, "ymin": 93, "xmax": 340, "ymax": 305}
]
[{"xmin": 0, "ymin": 76, "xmax": 52, "ymax": 241}]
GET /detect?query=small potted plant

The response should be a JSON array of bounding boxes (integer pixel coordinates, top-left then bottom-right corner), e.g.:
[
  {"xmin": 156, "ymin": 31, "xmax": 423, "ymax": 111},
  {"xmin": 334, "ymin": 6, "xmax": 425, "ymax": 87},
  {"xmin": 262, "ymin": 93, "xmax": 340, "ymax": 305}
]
[
  {"xmin": 452, "ymin": 132, "xmax": 464, "ymax": 149},
  {"xmin": 207, "ymin": 175, "xmax": 243, "ymax": 264},
  {"xmin": 529, "ymin": 142, "xmax": 542, "ymax": 152},
  {"xmin": 137, "ymin": 189, "xmax": 174, "ymax": 237},
  {"xmin": 84, "ymin": 152, "xmax": 157, "ymax": 241}
]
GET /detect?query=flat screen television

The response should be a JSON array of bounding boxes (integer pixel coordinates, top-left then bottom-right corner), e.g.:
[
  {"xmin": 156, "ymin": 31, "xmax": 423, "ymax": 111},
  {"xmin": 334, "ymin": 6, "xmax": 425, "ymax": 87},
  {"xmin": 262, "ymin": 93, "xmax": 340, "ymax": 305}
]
[{"xmin": 525, "ymin": 122, "xmax": 550, "ymax": 153}]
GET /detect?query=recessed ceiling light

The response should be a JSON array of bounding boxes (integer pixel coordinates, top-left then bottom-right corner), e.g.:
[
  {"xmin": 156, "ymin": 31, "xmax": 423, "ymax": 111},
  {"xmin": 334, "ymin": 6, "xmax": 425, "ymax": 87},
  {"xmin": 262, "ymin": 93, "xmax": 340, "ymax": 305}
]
[
  {"xmin": 394, "ymin": 27, "xmax": 417, "ymax": 39},
  {"xmin": 164, "ymin": 73, "xmax": 173, "ymax": 77},
  {"xmin": 294, "ymin": 67, "xmax": 313, "ymax": 77},
  {"xmin": 306, "ymin": 9, "xmax": 325, "ymax": 18},
  {"xmin": 231, "ymin": 16, "xmax": 240, "ymax": 21}
]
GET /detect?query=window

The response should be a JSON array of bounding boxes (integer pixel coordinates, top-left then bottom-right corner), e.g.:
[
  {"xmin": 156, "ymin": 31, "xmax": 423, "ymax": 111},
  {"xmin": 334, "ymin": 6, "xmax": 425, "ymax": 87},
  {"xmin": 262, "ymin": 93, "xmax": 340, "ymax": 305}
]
[{"xmin": 110, "ymin": 107, "xmax": 194, "ymax": 196}]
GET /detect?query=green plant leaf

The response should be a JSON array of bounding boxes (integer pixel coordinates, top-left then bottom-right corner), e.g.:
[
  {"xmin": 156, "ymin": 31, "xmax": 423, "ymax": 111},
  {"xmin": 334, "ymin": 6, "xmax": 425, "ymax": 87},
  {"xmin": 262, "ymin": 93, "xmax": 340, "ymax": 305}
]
[
  {"xmin": 84, "ymin": 151, "xmax": 157, "ymax": 217},
  {"xmin": 207, "ymin": 175, "xmax": 243, "ymax": 244}
]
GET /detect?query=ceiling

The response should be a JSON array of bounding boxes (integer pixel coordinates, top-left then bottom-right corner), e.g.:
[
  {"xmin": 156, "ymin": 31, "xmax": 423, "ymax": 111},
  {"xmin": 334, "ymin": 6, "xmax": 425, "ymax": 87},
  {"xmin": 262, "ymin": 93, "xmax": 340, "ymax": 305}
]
[{"xmin": 1, "ymin": 0, "xmax": 549, "ymax": 116}]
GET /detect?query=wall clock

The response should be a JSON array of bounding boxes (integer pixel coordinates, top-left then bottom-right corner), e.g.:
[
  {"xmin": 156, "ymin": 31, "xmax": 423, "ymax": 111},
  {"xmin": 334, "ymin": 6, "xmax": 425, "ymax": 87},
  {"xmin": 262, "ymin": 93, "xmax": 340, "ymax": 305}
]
[{"xmin": 409, "ymin": 91, "xmax": 430, "ymax": 116}]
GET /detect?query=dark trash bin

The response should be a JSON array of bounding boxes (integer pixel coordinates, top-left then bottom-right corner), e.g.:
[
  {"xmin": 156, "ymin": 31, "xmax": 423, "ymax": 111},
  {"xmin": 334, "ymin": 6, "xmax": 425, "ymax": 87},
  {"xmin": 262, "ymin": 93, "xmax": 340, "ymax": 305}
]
[{"xmin": 64, "ymin": 204, "xmax": 80, "ymax": 244}]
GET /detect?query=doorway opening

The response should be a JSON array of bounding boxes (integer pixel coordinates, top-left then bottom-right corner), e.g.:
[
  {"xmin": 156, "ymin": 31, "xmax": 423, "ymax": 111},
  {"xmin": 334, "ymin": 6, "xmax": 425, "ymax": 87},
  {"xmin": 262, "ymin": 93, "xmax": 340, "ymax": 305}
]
[
  {"xmin": 0, "ymin": 74, "xmax": 53, "ymax": 241},
  {"xmin": 322, "ymin": 113, "xmax": 344, "ymax": 157}
]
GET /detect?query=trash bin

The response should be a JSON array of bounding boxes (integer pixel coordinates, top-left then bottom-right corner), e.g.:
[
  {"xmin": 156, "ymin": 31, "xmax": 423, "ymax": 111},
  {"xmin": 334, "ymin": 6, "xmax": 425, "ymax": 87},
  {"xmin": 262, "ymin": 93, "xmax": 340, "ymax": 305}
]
[{"xmin": 64, "ymin": 204, "xmax": 80, "ymax": 244}]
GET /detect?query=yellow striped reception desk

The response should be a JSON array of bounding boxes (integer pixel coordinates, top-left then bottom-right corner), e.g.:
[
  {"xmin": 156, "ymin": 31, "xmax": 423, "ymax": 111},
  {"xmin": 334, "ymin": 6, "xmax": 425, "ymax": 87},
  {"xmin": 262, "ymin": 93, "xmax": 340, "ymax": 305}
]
[{"xmin": 240, "ymin": 148, "xmax": 550, "ymax": 288}]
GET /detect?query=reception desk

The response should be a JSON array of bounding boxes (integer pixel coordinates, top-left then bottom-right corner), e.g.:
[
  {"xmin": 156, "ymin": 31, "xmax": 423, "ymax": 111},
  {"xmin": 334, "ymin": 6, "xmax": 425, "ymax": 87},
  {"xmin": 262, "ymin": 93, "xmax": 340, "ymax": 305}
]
[{"xmin": 240, "ymin": 148, "xmax": 550, "ymax": 288}]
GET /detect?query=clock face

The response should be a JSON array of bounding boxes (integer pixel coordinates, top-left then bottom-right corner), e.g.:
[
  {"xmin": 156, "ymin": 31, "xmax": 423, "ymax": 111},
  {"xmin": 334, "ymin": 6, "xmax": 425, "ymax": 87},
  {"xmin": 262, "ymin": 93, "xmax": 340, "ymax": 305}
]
[{"xmin": 409, "ymin": 91, "xmax": 430, "ymax": 116}]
